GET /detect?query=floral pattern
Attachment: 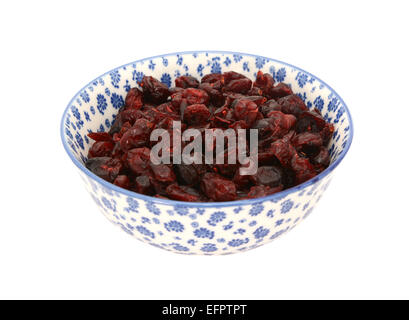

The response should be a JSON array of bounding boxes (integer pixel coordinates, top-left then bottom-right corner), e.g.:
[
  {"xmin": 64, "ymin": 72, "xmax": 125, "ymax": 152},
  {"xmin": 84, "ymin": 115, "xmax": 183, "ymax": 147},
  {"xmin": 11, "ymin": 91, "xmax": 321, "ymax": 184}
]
[{"xmin": 61, "ymin": 51, "xmax": 353, "ymax": 255}]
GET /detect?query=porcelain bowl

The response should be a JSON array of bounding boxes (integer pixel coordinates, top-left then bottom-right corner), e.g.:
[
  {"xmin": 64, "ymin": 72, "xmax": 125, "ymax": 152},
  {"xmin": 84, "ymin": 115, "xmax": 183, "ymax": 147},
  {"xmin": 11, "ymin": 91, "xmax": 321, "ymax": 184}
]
[{"xmin": 60, "ymin": 51, "xmax": 353, "ymax": 255}]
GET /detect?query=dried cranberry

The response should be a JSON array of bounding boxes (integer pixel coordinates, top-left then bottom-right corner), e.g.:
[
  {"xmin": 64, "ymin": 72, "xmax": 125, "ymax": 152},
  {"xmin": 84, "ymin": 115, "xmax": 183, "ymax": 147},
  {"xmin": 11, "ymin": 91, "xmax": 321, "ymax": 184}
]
[
  {"xmin": 88, "ymin": 141, "xmax": 115, "ymax": 158},
  {"xmin": 140, "ymin": 76, "xmax": 170, "ymax": 103},
  {"xmin": 175, "ymin": 76, "xmax": 199, "ymax": 88},
  {"xmin": 113, "ymin": 175, "xmax": 130, "ymax": 189},
  {"xmin": 267, "ymin": 83, "xmax": 293, "ymax": 99},
  {"xmin": 201, "ymin": 173, "xmax": 237, "ymax": 201},
  {"xmin": 277, "ymin": 94, "xmax": 308, "ymax": 117},
  {"xmin": 182, "ymin": 104, "xmax": 211, "ymax": 125},
  {"xmin": 127, "ymin": 147, "xmax": 151, "ymax": 174},
  {"xmin": 166, "ymin": 184, "xmax": 200, "ymax": 202},
  {"xmin": 85, "ymin": 157, "xmax": 123, "ymax": 182},
  {"xmin": 119, "ymin": 119, "xmax": 155, "ymax": 151},
  {"xmin": 292, "ymin": 132, "xmax": 323, "ymax": 157},
  {"xmin": 134, "ymin": 175, "xmax": 154, "ymax": 195},
  {"xmin": 125, "ymin": 87, "xmax": 144, "ymax": 109},
  {"xmin": 224, "ymin": 78, "xmax": 252, "ymax": 94},
  {"xmin": 253, "ymin": 166, "xmax": 282, "ymax": 187}
]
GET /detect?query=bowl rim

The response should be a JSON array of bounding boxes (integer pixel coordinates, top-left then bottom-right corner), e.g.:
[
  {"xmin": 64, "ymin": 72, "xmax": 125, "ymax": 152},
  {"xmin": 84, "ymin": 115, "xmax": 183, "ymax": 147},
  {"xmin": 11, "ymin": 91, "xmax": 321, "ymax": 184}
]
[{"xmin": 60, "ymin": 50, "xmax": 354, "ymax": 207}]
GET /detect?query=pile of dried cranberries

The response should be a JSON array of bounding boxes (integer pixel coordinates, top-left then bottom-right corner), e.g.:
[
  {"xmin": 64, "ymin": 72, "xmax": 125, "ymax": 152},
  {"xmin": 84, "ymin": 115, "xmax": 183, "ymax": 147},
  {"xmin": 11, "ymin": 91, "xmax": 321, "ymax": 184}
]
[{"xmin": 85, "ymin": 71, "xmax": 333, "ymax": 202}]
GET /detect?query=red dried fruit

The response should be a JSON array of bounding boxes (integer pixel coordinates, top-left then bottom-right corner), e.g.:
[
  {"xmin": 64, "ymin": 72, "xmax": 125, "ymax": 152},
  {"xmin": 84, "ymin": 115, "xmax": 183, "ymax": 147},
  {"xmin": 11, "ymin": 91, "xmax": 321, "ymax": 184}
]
[
  {"xmin": 119, "ymin": 118, "xmax": 155, "ymax": 151},
  {"xmin": 140, "ymin": 76, "xmax": 170, "ymax": 103},
  {"xmin": 88, "ymin": 132, "xmax": 113, "ymax": 142},
  {"xmin": 201, "ymin": 173, "xmax": 237, "ymax": 201},
  {"xmin": 175, "ymin": 76, "xmax": 200, "ymax": 88},
  {"xmin": 165, "ymin": 184, "xmax": 200, "ymax": 202},
  {"xmin": 85, "ymin": 71, "xmax": 333, "ymax": 202},
  {"xmin": 127, "ymin": 147, "xmax": 151, "ymax": 174},
  {"xmin": 125, "ymin": 87, "xmax": 144, "ymax": 109},
  {"xmin": 224, "ymin": 78, "xmax": 252, "ymax": 94},
  {"xmin": 277, "ymin": 94, "xmax": 308, "ymax": 117},
  {"xmin": 113, "ymin": 175, "xmax": 130, "ymax": 189},
  {"xmin": 88, "ymin": 141, "xmax": 115, "ymax": 158},
  {"xmin": 182, "ymin": 104, "xmax": 211, "ymax": 125},
  {"xmin": 253, "ymin": 166, "xmax": 283, "ymax": 187},
  {"xmin": 85, "ymin": 157, "xmax": 123, "ymax": 182}
]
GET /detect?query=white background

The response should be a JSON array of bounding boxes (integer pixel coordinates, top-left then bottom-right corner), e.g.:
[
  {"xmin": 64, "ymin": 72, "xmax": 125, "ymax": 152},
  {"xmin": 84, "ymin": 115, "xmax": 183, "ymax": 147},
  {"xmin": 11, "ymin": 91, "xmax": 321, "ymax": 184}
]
[{"xmin": 0, "ymin": 0, "xmax": 408, "ymax": 300}]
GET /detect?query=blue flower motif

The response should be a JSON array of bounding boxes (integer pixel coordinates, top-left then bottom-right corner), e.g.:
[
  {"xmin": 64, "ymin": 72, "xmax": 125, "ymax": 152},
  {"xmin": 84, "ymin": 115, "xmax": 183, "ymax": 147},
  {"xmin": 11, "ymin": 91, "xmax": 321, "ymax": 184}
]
[
  {"xmin": 110, "ymin": 70, "xmax": 121, "ymax": 88},
  {"xmin": 296, "ymin": 72, "xmax": 308, "ymax": 88},
  {"xmin": 90, "ymin": 106, "xmax": 95, "ymax": 115},
  {"xmin": 148, "ymin": 60, "xmax": 156, "ymax": 70},
  {"xmin": 194, "ymin": 228, "xmax": 214, "ymax": 239},
  {"xmin": 249, "ymin": 221, "xmax": 257, "ymax": 227},
  {"xmin": 174, "ymin": 70, "xmax": 181, "ymax": 78},
  {"xmin": 275, "ymin": 68, "xmax": 286, "ymax": 82},
  {"xmin": 174, "ymin": 205, "xmax": 189, "ymax": 216},
  {"xmin": 303, "ymin": 207, "xmax": 314, "ymax": 219},
  {"xmin": 187, "ymin": 239, "xmax": 197, "ymax": 246},
  {"xmin": 197, "ymin": 64, "xmax": 204, "ymax": 76},
  {"xmin": 105, "ymin": 88, "xmax": 111, "ymax": 96},
  {"xmin": 160, "ymin": 73, "xmax": 171, "ymax": 87},
  {"xmin": 228, "ymin": 238, "xmax": 249, "ymax": 247},
  {"xmin": 146, "ymin": 201, "xmax": 160, "ymax": 215},
  {"xmin": 253, "ymin": 227, "xmax": 270, "ymax": 239},
  {"xmin": 96, "ymin": 94, "xmax": 107, "ymax": 115},
  {"xmin": 234, "ymin": 228, "xmax": 246, "ymax": 235},
  {"xmin": 233, "ymin": 207, "xmax": 243, "ymax": 214},
  {"xmin": 243, "ymin": 62, "xmax": 250, "ymax": 72},
  {"xmin": 75, "ymin": 132, "xmax": 84, "ymax": 150},
  {"xmin": 165, "ymin": 220, "xmax": 184, "ymax": 232},
  {"xmin": 211, "ymin": 61, "xmax": 221, "ymax": 74},
  {"xmin": 275, "ymin": 219, "xmax": 284, "ymax": 227},
  {"xmin": 207, "ymin": 211, "xmax": 226, "ymax": 226},
  {"xmin": 314, "ymin": 96, "xmax": 324, "ymax": 112},
  {"xmin": 223, "ymin": 221, "xmax": 234, "ymax": 231},
  {"xmin": 125, "ymin": 197, "xmax": 139, "ymax": 212},
  {"xmin": 191, "ymin": 222, "xmax": 199, "ymax": 228},
  {"xmin": 249, "ymin": 203, "xmax": 264, "ymax": 216},
  {"xmin": 281, "ymin": 199, "xmax": 294, "ymax": 214},
  {"xmin": 110, "ymin": 93, "xmax": 124, "ymax": 110},
  {"xmin": 65, "ymin": 128, "xmax": 73, "ymax": 139},
  {"xmin": 255, "ymin": 56, "xmax": 265, "ymax": 69},
  {"xmin": 327, "ymin": 97, "xmax": 339, "ymax": 112},
  {"xmin": 132, "ymin": 70, "xmax": 144, "ymax": 83},
  {"xmin": 224, "ymin": 57, "xmax": 231, "ymax": 66},
  {"xmin": 84, "ymin": 111, "xmax": 90, "ymax": 122},
  {"xmin": 270, "ymin": 228, "xmax": 288, "ymax": 240},
  {"xmin": 201, "ymin": 243, "xmax": 217, "ymax": 253},
  {"xmin": 334, "ymin": 106, "xmax": 345, "ymax": 123},
  {"xmin": 196, "ymin": 208, "xmax": 205, "ymax": 215},
  {"xmin": 302, "ymin": 202, "xmax": 310, "ymax": 211},
  {"xmin": 176, "ymin": 55, "xmax": 183, "ymax": 65},
  {"xmin": 101, "ymin": 197, "xmax": 116, "ymax": 211},
  {"xmin": 162, "ymin": 57, "xmax": 168, "ymax": 66},
  {"xmin": 233, "ymin": 54, "xmax": 243, "ymax": 63},
  {"xmin": 80, "ymin": 90, "xmax": 90, "ymax": 103},
  {"xmin": 267, "ymin": 210, "xmax": 275, "ymax": 218},
  {"xmin": 173, "ymin": 244, "xmax": 189, "ymax": 252},
  {"xmin": 136, "ymin": 225, "xmax": 155, "ymax": 238},
  {"xmin": 71, "ymin": 106, "xmax": 81, "ymax": 120}
]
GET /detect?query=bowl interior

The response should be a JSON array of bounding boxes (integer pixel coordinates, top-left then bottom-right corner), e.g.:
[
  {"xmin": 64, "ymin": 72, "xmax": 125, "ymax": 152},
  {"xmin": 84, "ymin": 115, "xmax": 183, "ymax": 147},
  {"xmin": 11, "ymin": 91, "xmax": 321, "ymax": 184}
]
[{"xmin": 61, "ymin": 51, "xmax": 353, "ymax": 201}]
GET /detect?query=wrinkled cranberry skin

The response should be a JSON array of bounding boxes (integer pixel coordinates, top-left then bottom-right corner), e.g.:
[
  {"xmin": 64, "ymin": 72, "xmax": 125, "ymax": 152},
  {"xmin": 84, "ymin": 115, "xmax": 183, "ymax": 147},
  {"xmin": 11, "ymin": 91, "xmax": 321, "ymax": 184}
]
[
  {"xmin": 201, "ymin": 173, "xmax": 237, "ymax": 201},
  {"xmin": 126, "ymin": 147, "xmax": 151, "ymax": 174},
  {"xmin": 125, "ymin": 87, "xmax": 144, "ymax": 109},
  {"xmin": 85, "ymin": 157, "xmax": 123, "ymax": 182},
  {"xmin": 88, "ymin": 141, "xmax": 115, "ymax": 158},
  {"xmin": 292, "ymin": 132, "xmax": 323, "ymax": 156},
  {"xmin": 166, "ymin": 184, "xmax": 200, "ymax": 202},
  {"xmin": 224, "ymin": 78, "xmax": 252, "ymax": 94},
  {"xmin": 232, "ymin": 99, "xmax": 258, "ymax": 127},
  {"xmin": 277, "ymin": 94, "xmax": 308, "ymax": 117},
  {"xmin": 119, "ymin": 119, "xmax": 155, "ymax": 151},
  {"xmin": 113, "ymin": 175, "xmax": 130, "ymax": 189},
  {"xmin": 175, "ymin": 76, "xmax": 200, "ymax": 88},
  {"xmin": 88, "ymin": 132, "xmax": 112, "ymax": 142},
  {"xmin": 141, "ymin": 76, "xmax": 170, "ymax": 103},
  {"xmin": 85, "ymin": 71, "xmax": 333, "ymax": 202},
  {"xmin": 253, "ymin": 166, "xmax": 283, "ymax": 187},
  {"xmin": 182, "ymin": 104, "xmax": 211, "ymax": 125},
  {"xmin": 291, "ymin": 153, "xmax": 316, "ymax": 184}
]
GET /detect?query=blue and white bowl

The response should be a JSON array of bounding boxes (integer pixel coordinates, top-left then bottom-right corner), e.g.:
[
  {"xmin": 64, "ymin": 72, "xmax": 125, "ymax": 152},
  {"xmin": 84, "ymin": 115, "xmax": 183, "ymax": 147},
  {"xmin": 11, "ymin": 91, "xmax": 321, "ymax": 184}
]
[{"xmin": 60, "ymin": 51, "xmax": 353, "ymax": 255}]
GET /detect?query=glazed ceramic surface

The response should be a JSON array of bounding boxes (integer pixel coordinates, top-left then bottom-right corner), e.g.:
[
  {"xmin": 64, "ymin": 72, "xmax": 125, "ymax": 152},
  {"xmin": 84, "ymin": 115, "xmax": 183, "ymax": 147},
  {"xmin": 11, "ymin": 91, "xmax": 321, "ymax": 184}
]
[{"xmin": 61, "ymin": 51, "xmax": 353, "ymax": 255}]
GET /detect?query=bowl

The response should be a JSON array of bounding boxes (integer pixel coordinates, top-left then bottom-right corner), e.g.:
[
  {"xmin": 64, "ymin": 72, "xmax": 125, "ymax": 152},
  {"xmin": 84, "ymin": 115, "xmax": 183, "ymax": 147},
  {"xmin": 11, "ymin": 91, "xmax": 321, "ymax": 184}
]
[{"xmin": 60, "ymin": 51, "xmax": 353, "ymax": 255}]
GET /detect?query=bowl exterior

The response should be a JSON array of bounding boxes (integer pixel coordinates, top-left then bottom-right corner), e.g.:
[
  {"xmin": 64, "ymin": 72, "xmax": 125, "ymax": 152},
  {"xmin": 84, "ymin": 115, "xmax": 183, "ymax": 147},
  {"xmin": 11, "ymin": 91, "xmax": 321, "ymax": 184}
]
[
  {"xmin": 61, "ymin": 51, "xmax": 352, "ymax": 255},
  {"xmin": 77, "ymin": 168, "xmax": 333, "ymax": 255}
]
